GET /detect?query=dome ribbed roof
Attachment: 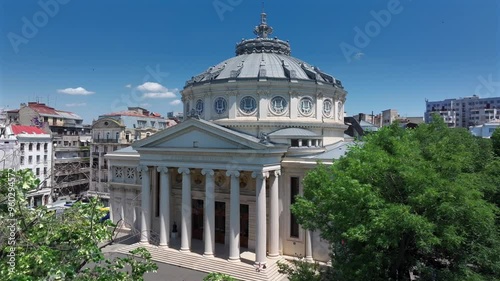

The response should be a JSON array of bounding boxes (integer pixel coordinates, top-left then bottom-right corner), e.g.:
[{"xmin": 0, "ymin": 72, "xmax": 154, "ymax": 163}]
[{"xmin": 184, "ymin": 12, "xmax": 343, "ymax": 88}]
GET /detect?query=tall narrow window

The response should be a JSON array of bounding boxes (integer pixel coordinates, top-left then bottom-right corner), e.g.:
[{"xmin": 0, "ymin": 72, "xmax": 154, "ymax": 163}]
[{"xmin": 290, "ymin": 177, "xmax": 300, "ymax": 238}]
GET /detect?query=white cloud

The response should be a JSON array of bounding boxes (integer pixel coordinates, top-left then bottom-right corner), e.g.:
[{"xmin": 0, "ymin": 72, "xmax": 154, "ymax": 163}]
[
  {"xmin": 65, "ymin": 102, "xmax": 87, "ymax": 107},
  {"xmin": 353, "ymin": 52, "xmax": 365, "ymax": 60},
  {"xmin": 125, "ymin": 84, "xmax": 132, "ymax": 88},
  {"xmin": 57, "ymin": 87, "xmax": 95, "ymax": 95},
  {"xmin": 137, "ymin": 82, "xmax": 168, "ymax": 93},
  {"xmin": 137, "ymin": 82, "xmax": 178, "ymax": 99},
  {"xmin": 169, "ymin": 99, "xmax": 182, "ymax": 106}
]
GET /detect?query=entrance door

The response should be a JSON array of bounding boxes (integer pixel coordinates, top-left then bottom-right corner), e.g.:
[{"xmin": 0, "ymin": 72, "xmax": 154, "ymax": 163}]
[
  {"xmin": 192, "ymin": 199, "xmax": 204, "ymax": 240},
  {"xmin": 240, "ymin": 204, "xmax": 249, "ymax": 248},
  {"xmin": 215, "ymin": 201, "xmax": 226, "ymax": 244}
]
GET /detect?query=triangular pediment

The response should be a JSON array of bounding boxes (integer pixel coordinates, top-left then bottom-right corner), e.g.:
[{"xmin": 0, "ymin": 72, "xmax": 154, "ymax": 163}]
[{"xmin": 132, "ymin": 118, "xmax": 268, "ymax": 151}]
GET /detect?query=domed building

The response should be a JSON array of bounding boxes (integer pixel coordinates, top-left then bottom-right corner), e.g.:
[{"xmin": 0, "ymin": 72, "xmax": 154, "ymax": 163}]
[{"xmin": 106, "ymin": 12, "xmax": 353, "ymax": 279}]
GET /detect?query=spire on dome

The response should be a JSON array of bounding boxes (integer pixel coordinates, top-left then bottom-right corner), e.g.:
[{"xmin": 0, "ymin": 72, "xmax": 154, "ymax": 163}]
[{"xmin": 253, "ymin": 5, "xmax": 273, "ymax": 38}]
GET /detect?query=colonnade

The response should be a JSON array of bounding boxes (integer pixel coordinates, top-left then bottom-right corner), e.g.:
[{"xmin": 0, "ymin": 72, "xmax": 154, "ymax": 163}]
[{"xmin": 137, "ymin": 165, "xmax": 281, "ymax": 265}]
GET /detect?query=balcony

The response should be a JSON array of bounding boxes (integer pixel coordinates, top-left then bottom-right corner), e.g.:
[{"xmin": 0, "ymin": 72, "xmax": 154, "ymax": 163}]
[{"xmin": 93, "ymin": 139, "xmax": 118, "ymax": 144}]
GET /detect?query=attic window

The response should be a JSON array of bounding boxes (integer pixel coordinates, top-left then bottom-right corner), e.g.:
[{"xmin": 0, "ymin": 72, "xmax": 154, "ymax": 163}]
[{"xmin": 291, "ymin": 139, "xmax": 299, "ymax": 147}]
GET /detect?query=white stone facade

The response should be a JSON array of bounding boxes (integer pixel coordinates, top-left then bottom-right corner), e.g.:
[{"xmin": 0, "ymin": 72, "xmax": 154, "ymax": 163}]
[{"xmin": 106, "ymin": 12, "xmax": 348, "ymax": 265}]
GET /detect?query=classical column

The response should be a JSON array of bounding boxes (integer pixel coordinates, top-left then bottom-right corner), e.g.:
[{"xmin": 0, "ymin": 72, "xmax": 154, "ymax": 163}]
[
  {"xmin": 252, "ymin": 171, "xmax": 269, "ymax": 265},
  {"xmin": 138, "ymin": 165, "xmax": 150, "ymax": 243},
  {"xmin": 202, "ymin": 169, "xmax": 215, "ymax": 257},
  {"xmin": 108, "ymin": 186, "xmax": 114, "ymax": 222},
  {"xmin": 227, "ymin": 170, "xmax": 241, "ymax": 261},
  {"xmin": 268, "ymin": 170, "xmax": 280, "ymax": 258},
  {"xmin": 157, "ymin": 167, "xmax": 170, "ymax": 247},
  {"xmin": 305, "ymin": 230, "xmax": 313, "ymax": 262},
  {"xmin": 119, "ymin": 188, "xmax": 125, "ymax": 222},
  {"xmin": 178, "ymin": 168, "xmax": 191, "ymax": 252}
]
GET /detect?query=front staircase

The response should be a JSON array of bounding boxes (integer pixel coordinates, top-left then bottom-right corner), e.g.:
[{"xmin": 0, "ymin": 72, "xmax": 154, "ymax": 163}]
[{"xmin": 115, "ymin": 243, "xmax": 289, "ymax": 281}]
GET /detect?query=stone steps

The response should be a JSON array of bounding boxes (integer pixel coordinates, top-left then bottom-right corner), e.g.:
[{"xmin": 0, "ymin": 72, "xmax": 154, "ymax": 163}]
[{"xmin": 115, "ymin": 243, "xmax": 289, "ymax": 281}]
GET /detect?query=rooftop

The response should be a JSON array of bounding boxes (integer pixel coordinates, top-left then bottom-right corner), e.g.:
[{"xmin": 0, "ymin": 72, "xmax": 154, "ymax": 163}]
[
  {"xmin": 11, "ymin": 125, "xmax": 47, "ymax": 135},
  {"xmin": 184, "ymin": 12, "xmax": 343, "ymax": 88}
]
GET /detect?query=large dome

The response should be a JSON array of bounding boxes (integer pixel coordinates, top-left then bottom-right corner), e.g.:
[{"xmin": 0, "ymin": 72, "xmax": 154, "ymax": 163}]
[
  {"xmin": 181, "ymin": 12, "xmax": 348, "ymax": 147},
  {"xmin": 185, "ymin": 13, "xmax": 343, "ymax": 88}
]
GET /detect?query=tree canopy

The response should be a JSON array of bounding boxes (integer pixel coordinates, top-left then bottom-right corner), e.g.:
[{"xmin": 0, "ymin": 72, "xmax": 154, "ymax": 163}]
[
  {"xmin": 292, "ymin": 119, "xmax": 500, "ymax": 281},
  {"xmin": 0, "ymin": 169, "xmax": 157, "ymax": 280}
]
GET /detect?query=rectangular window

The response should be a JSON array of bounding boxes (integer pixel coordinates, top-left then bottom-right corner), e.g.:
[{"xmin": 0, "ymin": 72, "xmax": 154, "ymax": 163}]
[
  {"xmin": 36, "ymin": 168, "xmax": 40, "ymax": 176},
  {"xmin": 44, "ymin": 155, "xmax": 48, "ymax": 163},
  {"xmin": 20, "ymin": 143, "xmax": 25, "ymax": 151},
  {"xmin": 28, "ymin": 156, "xmax": 33, "ymax": 164},
  {"xmin": 43, "ymin": 167, "xmax": 47, "ymax": 175},
  {"xmin": 290, "ymin": 177, "xmax": 300, "ymax": 238},
  {"xmin": 36, "ymin": 155, "xmax": 40, "ymax": 164},
  {"xmin": 20, "ymin": 156, "xmax": 24, "ymax": 165}
]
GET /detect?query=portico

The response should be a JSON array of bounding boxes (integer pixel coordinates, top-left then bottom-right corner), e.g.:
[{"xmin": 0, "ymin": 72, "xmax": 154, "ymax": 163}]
[{"xmin": 125, "ymin": 118, "xmax": 286, "ymax": 264}]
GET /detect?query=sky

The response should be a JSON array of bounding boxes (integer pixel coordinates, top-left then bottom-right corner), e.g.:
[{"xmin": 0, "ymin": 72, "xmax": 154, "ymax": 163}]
[{"xmin": 0, "ymin": 0, "xmax": 498, "ymax": 123}]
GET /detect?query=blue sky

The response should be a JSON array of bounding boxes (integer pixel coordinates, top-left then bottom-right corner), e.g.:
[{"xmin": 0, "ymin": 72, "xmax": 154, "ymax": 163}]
[{"xmin": 0, "ymin": 0, "xmax": 498, "ymax": 123}]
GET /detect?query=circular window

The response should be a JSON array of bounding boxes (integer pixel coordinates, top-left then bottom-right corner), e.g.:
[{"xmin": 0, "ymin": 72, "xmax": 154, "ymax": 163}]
[
  {"xmin": 270, "ymin": 96, "xmax": 288, "ymax": 115},
  {"xmin": 299, "ymin": 97, "xmax": 314, "ymax": 116},
  {"xmin": 214, "ymin": 97, "xmax": 227, "ymax": 114},
  {"xmin": 239, "ymin": 96, "xmax": 257, "ymax": 114},
  {"xmin": 323, "ymin": 99, "xmax": 333, "ymax": 117},
  {"xmin": 104, "ymin": 121, "xmax": 109, "ymax": 126},
  {"xmin": 195, "ymin": 99, "xmax": 204, "ymax": 115}
]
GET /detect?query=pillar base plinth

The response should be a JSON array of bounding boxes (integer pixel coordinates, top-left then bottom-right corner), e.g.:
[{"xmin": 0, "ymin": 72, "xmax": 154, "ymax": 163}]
[
  {"xmin": 268, "ymin": 254, "xmax": 280, "ymax": 259},
  {"xmin": 203, "ymin": 253, "xmax": 214, "ymax": 258},
  {"xmin": 179, "ymin": 248, "xmax": 190, "ymax": 253},
  {"xmin": 228, "ymin": 257, "xmax": 240, "ymax": 262}
]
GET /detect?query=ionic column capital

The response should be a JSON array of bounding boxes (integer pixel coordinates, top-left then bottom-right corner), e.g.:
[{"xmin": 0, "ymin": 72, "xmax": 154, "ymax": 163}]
[
  {"xmin": 226, "ymin": 170, "xmax": 240, "ymax": 178},
  {"xmin": 201, "ymin": 168, "xmax": 214, "ymax": 176},
  {"xmin": 273, "ymin": 170, "xmax": 281, "ymax": 177},
  {"xmin": 252, "ymin": 171, "xmax": 269, "ymax": 179},
  {"xmin": 157, "ymin": 166, "xmax": 169, "ymax": 174},
  {"xmin": 137, "ymin": 165, "xmax": 149, "ymax": 172},
  {"xmin": 178, "ymin": 167, "xmax": 191, "ymax": 175}
]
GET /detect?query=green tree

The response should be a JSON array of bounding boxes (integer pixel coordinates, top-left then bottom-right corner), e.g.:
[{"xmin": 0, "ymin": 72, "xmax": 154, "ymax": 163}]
[
  {"xmin": 491, "ymin": 127, "xmax": 500, "ymax": 157},
  {"xmin": 0, "ymin": 169, "xmax": 158, "ymax": 280},
  {"xmin": 292, "ymin": 119, "xmax": 500, "ymax": 281},
  {"xmin": 277, "ymin": 258, "xmax": 324, "ymax": 281},
  {"xmin": 203, "ymin": 272, "xmax": 237, "ymax": 281}
]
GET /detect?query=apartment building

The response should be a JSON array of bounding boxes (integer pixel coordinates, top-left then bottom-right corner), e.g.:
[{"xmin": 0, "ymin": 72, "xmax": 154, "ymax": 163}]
[
  {"xmin": 1, "ymin": 125, "xmax": 53, "ymax": 207},
  {"xmin": 425, "ymin": 95, "xmax": 500, "ymax": 127},
  {"xmin": 9, "ymin": 102, "xmax": 91, "ymax": 199},
  {"xmin": 88, "ymin": 107, "xmax": 175, "ymax": 203}
]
